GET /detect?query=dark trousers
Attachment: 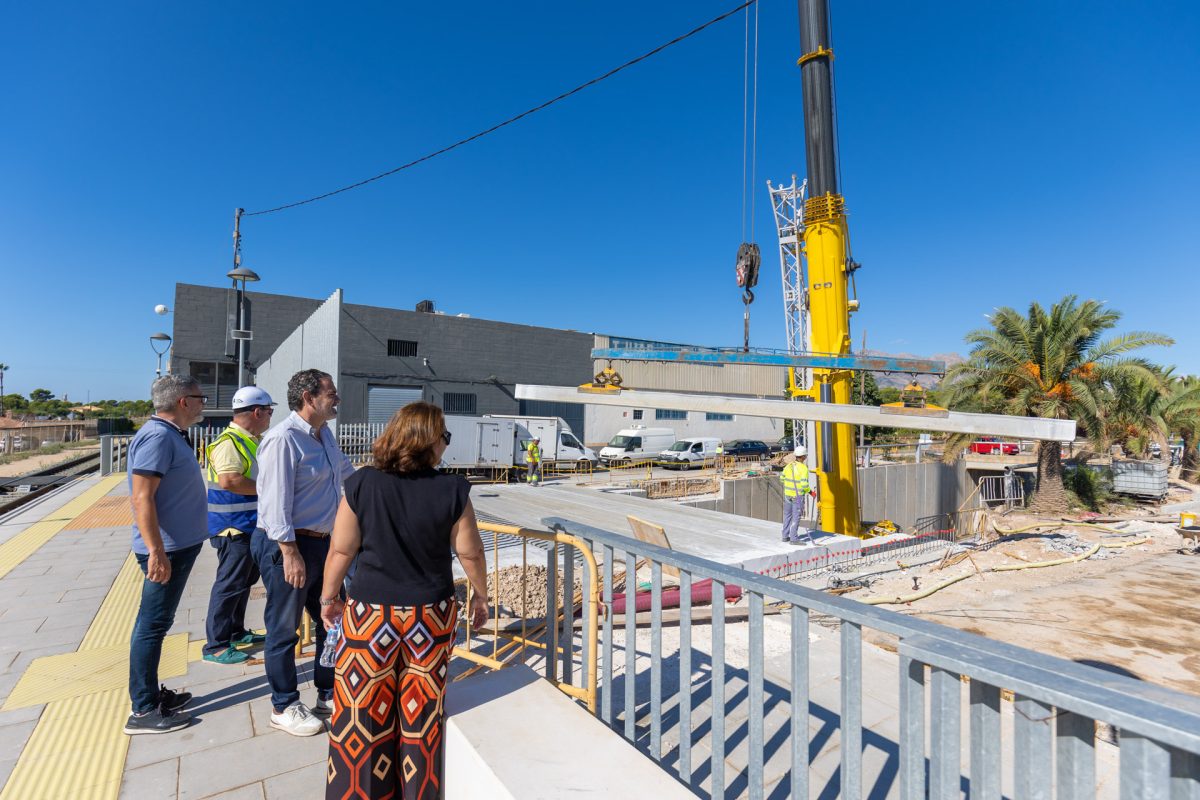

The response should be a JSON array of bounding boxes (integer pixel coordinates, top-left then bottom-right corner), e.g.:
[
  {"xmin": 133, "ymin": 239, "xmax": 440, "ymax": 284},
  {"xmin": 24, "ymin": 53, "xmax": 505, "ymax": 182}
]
[
  {"xmin": 129, "ymin": 543, "xmax": 203, "ymax": 713},
  {"xmin": 203, "ymin": 533, "xmax": 261, "ymax": 655},
  {"xmin": 251, "ymin": 529, "xmax": 333, "ymax": 712}
]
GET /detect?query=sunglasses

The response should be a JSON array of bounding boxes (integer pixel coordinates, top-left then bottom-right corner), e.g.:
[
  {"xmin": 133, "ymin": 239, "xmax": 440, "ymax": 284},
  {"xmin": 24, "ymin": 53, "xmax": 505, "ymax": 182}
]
[
  {"xmin": 441, "ymin": 430, "xmax": 452, "ymax": 445},
  {"xmin": 185, "ymin": 394, "xmax": 209, "ymax": 405}
]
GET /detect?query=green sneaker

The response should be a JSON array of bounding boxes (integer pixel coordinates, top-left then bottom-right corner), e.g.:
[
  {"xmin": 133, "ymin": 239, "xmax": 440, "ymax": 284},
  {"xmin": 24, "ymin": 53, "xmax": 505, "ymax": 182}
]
[
  {"xmin": 231, "ymin": 630, "xmax": 267, "ymax": 646},
  {"xmin": 203, "ymin": 647, "xmax": 250, "ymax": 665}
]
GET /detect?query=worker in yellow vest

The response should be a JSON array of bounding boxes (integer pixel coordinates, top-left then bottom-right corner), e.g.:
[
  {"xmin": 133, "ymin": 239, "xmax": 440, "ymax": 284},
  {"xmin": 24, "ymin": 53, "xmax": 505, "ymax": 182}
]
[
  {"xmin": 780, "ymin": 445, "xmax": 816, "ymax": 544},
  {"xmin": 525, "ymin": 437, "xmax": 542, "ymax": 486}
]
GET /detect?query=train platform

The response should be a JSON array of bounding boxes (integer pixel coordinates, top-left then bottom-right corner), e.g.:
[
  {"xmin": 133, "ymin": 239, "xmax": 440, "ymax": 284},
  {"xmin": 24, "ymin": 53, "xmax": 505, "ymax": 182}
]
[{"xmin": 0, "ymin": 476, "xmax": 331, "ymax": 799}]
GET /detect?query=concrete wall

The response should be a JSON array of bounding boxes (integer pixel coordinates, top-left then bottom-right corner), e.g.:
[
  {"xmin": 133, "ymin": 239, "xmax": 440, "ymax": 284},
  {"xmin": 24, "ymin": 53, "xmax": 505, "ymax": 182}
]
[
  {"xmin": 584, "ymin": 405, "xmax": 783, "ymax": 448},
  {"xmin": 684, "ymin": 460, "xmax": 973, "ymax": 534},
  {"xmin": 337, "ymin": 301, "xmax": 594, "ymax": 430},
  {"xmin": 171, "ymin": 283, "xmax": 321, "ymax": 384},
  {"xmin": 256, "ymin": 289, "xmax": 342, "ymax": 432}
]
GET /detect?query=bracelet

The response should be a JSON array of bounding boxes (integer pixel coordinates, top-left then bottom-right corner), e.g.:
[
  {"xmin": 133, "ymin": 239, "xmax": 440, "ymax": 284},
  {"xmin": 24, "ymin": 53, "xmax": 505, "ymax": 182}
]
[{"xmin": 319, "ymin": 598, "xmax": 339, "ymax": 607}]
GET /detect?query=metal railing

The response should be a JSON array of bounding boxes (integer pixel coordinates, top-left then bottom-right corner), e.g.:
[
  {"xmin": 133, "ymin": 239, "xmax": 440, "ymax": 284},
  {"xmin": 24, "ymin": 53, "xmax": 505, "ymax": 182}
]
[
  {"xmin": 979, "ymin": 472, "xmax": 1026, "ymax": 509},
  {"xmin": 542, "ymin": 517, "xmax": 1200, "ymax": 799},
  {"xmin": 99, "ymin": 435, "xmax": 133, "ymax": 475}
]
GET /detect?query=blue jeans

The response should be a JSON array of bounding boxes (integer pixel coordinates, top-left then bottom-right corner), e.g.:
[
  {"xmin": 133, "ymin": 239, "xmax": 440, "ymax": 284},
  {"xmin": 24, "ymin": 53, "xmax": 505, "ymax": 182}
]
[
  {"xmin": 251, "ymin": 529, "xmax": 333, "ymax": 712},
  {"xmin": 129, "ymin": 543, "xmax": 203, "ymax": 713},
  {"xmin": 203, "ymin": 533, "xmax": 260, "ymax": 655},
  {"xmin": 782, "ymin": 496, "xmax": 811, "ymax": 542}
]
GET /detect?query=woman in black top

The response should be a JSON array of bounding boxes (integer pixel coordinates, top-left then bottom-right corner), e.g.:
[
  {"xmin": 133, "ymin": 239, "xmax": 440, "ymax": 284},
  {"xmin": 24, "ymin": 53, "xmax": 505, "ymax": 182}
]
[{"xmin": 320, "ymin": 402, "xmax": 488, "ymax": 800}]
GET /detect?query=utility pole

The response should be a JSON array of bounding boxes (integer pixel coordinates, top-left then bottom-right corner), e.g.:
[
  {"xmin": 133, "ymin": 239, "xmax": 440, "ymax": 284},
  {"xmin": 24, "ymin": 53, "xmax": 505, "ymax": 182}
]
[
  {"xmin": 859, "ymin": 330, "xmax": 866, "ymax": 449},
  {"xmin": 232, "ymin": 208, "xmax": 245, "ymax": 387},
  {"xmin": 0, "ymin": 363, "xmax": 7, "ymax": 415}
]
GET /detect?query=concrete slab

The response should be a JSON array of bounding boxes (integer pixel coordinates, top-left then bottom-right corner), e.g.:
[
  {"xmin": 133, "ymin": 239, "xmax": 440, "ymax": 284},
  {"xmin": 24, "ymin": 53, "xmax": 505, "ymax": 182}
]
[
  {"xmin": 470, "ymin": 482, "xmax": 863, "ymax": 578},
  {"xmin": 444, "ymin": 664, "xmax": 693, "ymax": 799}
]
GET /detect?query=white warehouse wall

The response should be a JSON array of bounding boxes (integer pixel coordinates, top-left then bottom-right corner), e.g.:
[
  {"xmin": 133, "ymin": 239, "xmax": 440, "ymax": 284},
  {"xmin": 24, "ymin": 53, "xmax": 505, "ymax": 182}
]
[
  {"xmin": 256, "ymin": 289, "xmax": 343, "ymax": 434},
  {"xmin": 583, "ymin": 403, "xmax": 782, "ymax": 447}
]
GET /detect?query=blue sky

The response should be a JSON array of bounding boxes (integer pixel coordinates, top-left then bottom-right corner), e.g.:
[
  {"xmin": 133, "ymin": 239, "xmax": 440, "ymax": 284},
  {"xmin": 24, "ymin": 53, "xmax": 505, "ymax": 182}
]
[{"xmin": 2, "ymin": 0, "xmax": 1197, "ymax": 401}]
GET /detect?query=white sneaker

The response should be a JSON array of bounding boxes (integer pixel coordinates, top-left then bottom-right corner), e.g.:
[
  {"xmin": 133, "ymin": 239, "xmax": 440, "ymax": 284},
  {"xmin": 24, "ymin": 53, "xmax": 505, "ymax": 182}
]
[
  {"xmin": 313, "ymin": 694, "xmax": 333, "ymax": 716},
  {"xmin": 270, "ymin": 702, "xmax": 324, "ymax": 737}
]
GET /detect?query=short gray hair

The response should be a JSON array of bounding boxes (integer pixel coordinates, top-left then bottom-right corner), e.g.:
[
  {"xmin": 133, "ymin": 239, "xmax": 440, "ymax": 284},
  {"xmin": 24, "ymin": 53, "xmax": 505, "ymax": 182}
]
[{"xmin": 151, "ymin": 374, "xmax": 200, "ymax": 413}]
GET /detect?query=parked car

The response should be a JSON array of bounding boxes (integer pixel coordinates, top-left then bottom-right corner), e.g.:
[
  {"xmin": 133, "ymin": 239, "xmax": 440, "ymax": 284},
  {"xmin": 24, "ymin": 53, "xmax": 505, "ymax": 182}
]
[
  {"xmin": 969, "ymin": 437, "xmax": 1019, "ymax": 455},
  {"xmin": 599, "ymin": 427, "xmax": 676, "ymax": 464},
  {"xmin": 770, "ymin": 436, "xmax": 794, "ymax": 453},
  {"xmin": 659, "ymin": 437, "xmax": 722, "ymax": 469},
  {"xmin": 722, "ymin": 439, "xmax": 772, "ymax": 459}
]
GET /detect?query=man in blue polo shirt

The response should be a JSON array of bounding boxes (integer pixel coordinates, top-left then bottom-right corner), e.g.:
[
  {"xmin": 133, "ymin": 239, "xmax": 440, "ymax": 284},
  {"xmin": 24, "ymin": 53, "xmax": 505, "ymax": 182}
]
[{"xmin": 123, "ymin": 374, "xmax": 209, "ymax": 735}]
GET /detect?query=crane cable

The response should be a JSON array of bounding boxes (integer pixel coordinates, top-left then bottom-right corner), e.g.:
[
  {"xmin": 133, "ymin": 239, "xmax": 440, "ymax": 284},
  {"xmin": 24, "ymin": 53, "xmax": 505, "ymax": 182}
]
[
  {"xmin": 243, "ymin": 0, "xmax": 759, "ymax": 218},
  {"xmin": 736, "ymin": 1, "xmax": 761, "ymax": 351}
]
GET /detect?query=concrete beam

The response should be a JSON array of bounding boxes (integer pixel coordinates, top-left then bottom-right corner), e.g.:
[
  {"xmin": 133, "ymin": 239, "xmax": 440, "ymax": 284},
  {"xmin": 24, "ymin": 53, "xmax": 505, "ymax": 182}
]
[{"xmin": 515, "ymin": 385, "xmax": 1077, "ymax": 442}]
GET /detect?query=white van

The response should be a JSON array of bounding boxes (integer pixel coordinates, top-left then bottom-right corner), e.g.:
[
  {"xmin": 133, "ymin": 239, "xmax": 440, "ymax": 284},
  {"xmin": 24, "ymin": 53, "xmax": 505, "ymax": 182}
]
[
  {"xmin": 659, "ymin": 436, "xmax": 722, "ymax": 470},
  {"xmin": 599, "ymin": 427, "xmax": 676, "ymax": 464}
]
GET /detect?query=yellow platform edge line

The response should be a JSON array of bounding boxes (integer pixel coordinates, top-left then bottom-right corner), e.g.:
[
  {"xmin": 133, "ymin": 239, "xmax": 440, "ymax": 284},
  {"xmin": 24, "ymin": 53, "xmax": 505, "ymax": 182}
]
[
  {"xmin": 0, "ymin": 475, "xmax": 124, "ymax": 582},
  {"xmin": 1, "ymin": 479, "xmax": 151, "ymax": 800},
  {"xmin": 0, "ymin": 687, "xmax": 128, "ymax": 800}
]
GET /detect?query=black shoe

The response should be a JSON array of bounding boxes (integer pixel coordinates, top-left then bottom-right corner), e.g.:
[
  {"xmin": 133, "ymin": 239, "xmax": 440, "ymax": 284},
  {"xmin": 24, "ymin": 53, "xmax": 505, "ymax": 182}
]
[
  {"xmin": 123, "ymin": 705, "xmax": 191, "ymax": 735},
  {"xmin": 157, "ymin": 684, "xmax": 192, "ymax": 713}
]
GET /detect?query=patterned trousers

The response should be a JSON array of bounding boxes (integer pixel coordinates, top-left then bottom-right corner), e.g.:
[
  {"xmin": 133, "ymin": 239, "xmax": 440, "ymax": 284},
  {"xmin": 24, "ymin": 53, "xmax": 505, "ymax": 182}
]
[{"xmin": 326, "ymin": 597, "xmax": 457, "ymax": 800}]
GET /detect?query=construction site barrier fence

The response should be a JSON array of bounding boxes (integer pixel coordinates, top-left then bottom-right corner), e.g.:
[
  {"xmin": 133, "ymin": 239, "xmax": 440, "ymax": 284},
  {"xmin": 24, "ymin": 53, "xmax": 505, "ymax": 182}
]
[
  {"xmin": 543, "ymin": 517, "xmax": 1200, "ymax": 800},
  {"xmin": 453, "ymin": 522, "xmax": 599, "ymax": 712}
]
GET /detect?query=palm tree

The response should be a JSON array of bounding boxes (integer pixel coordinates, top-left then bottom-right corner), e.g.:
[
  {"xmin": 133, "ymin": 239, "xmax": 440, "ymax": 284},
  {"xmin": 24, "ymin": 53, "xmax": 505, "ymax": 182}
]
[
  {"xmin": 941, "ymin": 296, "xmax": 1172, "ymax": 512},
  {"xmin": 1162, "ymin": 375, "xmax": 1200, "ymax": 482}
]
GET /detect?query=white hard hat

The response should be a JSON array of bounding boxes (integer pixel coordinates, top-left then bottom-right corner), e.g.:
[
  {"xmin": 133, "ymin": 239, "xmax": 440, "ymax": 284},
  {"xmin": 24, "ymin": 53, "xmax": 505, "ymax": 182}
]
[
  {"xmin": 232, "ymin": 386, "xmax": 276, "ymax": 410},
  {"xmin": 794, "ymin": 445, "xmax": 807, "ymax": 457}
]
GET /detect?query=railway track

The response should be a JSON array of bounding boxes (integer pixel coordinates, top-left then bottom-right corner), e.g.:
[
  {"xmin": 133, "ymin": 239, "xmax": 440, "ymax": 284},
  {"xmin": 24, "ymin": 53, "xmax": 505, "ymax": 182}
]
[{"xmin": 0, "ymin": 450, "xmax": 102, "ymax": 517}]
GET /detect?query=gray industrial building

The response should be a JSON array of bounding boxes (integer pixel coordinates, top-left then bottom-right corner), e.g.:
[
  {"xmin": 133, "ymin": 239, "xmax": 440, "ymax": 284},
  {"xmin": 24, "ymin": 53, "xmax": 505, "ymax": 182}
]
[{"xmin": 169, "ymin": 282, "xmax": 784, "ymax": 444}]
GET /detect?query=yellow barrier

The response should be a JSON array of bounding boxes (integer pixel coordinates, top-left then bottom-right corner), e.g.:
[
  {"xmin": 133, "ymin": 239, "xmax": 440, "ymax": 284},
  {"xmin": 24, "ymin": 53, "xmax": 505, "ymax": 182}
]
[{"xmin": 453, "ymin": 522, "xmax": 600, "ymax": 713}]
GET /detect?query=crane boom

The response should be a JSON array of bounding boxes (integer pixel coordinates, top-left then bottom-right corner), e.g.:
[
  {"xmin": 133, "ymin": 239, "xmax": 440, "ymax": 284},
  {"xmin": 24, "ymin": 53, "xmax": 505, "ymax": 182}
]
[{"xmin": 797, "ymin": 0, "xmax": 861, "ymax": 536}]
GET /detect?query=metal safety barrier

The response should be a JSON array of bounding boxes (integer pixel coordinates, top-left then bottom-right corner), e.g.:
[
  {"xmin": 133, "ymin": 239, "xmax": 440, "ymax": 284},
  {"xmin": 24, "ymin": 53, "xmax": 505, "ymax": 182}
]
[
  {"xmin": 543, "ymin": 517, "xmax": 1200, "ymax": 799},
  {"xmin": 452, "ymin": 522, "xmax": 600, "ymax": 713}
]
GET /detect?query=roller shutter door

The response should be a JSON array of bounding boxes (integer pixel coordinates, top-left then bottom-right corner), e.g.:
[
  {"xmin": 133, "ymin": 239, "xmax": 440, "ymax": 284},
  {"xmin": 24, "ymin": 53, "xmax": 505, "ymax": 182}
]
[{"xmin": 367, "ymin": 385, "xmax": 423, "ymax": 425}]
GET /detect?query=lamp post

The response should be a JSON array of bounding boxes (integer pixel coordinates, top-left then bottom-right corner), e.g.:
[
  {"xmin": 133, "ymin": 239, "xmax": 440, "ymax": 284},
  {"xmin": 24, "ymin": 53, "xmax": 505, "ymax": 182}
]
[
  {"xmin": 228, "ymin": 208, "xmax": 260, "ymax": 388},
  {"xmin": 150, "ymin": 333, "xmax": 172, "ymax": 378}
]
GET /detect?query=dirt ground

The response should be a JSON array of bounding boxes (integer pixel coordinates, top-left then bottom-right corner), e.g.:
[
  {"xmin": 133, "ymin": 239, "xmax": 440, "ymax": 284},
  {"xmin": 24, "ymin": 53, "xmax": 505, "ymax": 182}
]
[
  {"xmin": 0, "ymin": 444, "xmax": 98, "ymax": 477},
  {"xmin": 844, "ymin": 489, "xmax": 1200, "ymax": 697}
]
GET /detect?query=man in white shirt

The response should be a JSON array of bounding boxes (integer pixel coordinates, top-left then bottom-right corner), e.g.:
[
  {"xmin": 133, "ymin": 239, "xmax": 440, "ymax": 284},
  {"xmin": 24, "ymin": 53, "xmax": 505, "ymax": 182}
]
[{"xmin": 251, "ymin": 369, "xmax": 354, "ymax": 736}]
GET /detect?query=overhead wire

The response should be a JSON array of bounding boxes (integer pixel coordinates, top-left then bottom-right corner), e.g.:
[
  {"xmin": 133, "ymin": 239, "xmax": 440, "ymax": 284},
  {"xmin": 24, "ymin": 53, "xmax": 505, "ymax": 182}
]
[{"xmin": 245, "ymin": 0, "xmax": 759, "ymax": 218}]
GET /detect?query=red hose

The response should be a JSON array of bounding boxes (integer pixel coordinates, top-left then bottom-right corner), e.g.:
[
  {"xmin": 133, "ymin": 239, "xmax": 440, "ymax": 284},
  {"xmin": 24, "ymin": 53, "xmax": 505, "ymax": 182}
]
[{"xmin": 608, "ymin": 578, "xmax": 743, "ymax": 615}]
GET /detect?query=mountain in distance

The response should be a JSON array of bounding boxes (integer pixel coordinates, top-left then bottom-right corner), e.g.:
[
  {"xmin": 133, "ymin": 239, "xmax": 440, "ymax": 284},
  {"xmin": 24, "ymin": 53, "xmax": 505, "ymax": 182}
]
[{"xmin": 859, "ymin": 350, "xmax": 965, "ymax": 388}]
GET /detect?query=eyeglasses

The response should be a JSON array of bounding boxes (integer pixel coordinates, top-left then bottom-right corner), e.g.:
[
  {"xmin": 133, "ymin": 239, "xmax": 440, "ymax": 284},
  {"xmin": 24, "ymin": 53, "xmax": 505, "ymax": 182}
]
[
  {"xmin": 186, "ymin": 394, "xmax": 209, "ymax": 405},
  {"xmin": 441, "ymin": 430, "xmax": 452, "ymax": 445}
]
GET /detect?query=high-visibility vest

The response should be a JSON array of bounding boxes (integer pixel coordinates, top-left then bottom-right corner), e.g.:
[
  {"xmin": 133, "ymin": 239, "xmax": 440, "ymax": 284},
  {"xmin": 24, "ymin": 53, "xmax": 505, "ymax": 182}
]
[
  {"xmin": 527, "ymin": 441, "xmax": 541, "ymax": 463},
  {"xmin": 780, "ymin": 460, "xmax": 811, "ymax": 499},
  {"xmin": 205, "ymin": 426, "xmax": 259, "ymax": 535}
]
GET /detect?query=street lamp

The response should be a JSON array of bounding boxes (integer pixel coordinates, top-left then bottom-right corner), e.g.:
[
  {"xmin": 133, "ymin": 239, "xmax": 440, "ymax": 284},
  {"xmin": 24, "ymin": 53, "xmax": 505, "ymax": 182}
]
[
  {"xmin": 150, "ymin": 333, "xmax": 172, "ymax": 378},
  {"xmin": 228, "ymin": 208, "xmax": 260, "ymax": 388}
]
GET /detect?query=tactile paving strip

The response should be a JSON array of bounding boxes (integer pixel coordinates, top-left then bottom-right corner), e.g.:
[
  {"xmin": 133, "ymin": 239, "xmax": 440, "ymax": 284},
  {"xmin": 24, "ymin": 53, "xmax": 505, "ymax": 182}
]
[
  {"xmin": 0, "ymin": 475, "xmax": 124, "ymax": 581},
  {"xmin": 63, "ymin": 496, "xmax": 133, "ymax": 531}
]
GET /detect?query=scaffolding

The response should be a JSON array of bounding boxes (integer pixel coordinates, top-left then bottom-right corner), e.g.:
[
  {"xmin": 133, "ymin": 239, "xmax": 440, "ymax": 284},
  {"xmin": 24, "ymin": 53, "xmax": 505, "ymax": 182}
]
[{"xmin": 768, "ymin": 175, "xmax": 816, "ymax": 454}]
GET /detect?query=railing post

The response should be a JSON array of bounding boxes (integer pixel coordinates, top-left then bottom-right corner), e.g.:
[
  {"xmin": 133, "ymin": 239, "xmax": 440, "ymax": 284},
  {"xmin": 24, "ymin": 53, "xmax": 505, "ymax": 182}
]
[
  {"xmin": 841, "ymin": 621, "xmax": 862, "ymax": 799},
  {"xmin": 899, "ymin": 654, "xmax": 925, "ymax": 800}
]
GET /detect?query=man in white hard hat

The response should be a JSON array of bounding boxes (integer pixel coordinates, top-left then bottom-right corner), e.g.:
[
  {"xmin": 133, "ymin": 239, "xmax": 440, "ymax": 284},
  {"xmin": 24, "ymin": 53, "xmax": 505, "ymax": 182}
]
[
  {"xmin": 202, "ymin": 386, "xmax": 275, "ymax": 665},
  {"xmin": 780, "ymin": 445, "xmax": 816, "ymax": 544}
]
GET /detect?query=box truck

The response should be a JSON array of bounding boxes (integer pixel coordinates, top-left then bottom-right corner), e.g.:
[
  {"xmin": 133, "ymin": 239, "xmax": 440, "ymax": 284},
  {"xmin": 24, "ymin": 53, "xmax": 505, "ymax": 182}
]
[
  {"xmin": 485, "ymin": 415, "xmax": 598, "ymax": 467},
  {"xmin": 440, "ymin": 415, "xmax": 598, "ymax": 470}
]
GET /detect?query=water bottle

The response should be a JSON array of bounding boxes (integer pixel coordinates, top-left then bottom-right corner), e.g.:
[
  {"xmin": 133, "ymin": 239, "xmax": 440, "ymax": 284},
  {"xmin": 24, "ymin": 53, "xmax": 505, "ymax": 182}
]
[{"xmin": 319, "ymin": 620, "xmax": 342, "ymax": 668}]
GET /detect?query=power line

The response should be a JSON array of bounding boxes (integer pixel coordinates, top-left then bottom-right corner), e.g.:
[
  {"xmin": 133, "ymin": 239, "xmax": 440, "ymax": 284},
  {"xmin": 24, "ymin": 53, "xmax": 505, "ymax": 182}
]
[{"xmin": 245, "ymin": 0, "xmax": 758, "ymax": 218}]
